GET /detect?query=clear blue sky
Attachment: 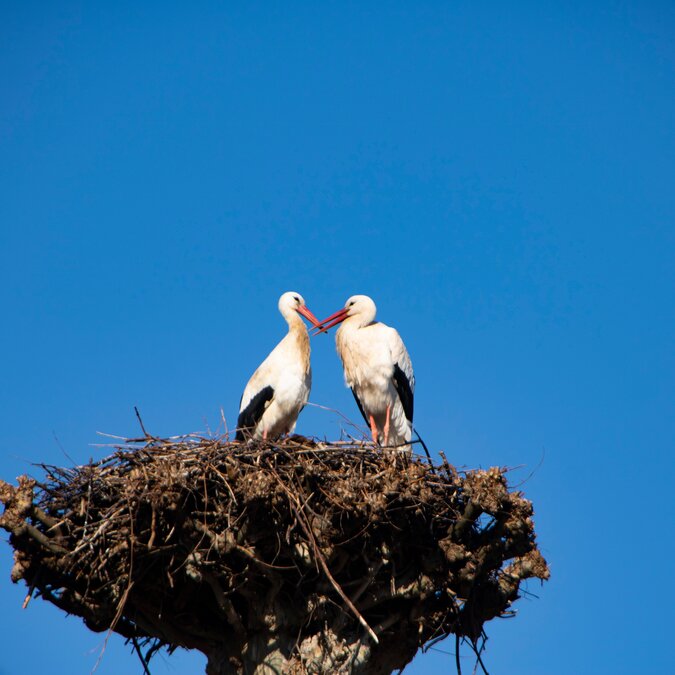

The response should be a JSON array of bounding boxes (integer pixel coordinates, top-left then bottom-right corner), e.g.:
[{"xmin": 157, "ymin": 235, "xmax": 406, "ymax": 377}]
[{"xmin": 1, "ymin": 3, "xmax": 673, "ymax": 673}]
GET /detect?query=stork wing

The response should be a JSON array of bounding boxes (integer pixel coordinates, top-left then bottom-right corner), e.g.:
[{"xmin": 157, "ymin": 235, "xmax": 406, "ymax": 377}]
[
  {"xmin": 389, "ymin": 328, "xmax": 415, "ymax": 424},
  {"xmin": 393, "ymin": 364, "xmax": 414, "ymax": 423},
  {"xmin": 236, "ymin": 385, "xmax": 274, "ymax": 440}
]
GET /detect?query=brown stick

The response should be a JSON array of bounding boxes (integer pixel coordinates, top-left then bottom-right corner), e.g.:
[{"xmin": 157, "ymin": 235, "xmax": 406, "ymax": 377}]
[{"xmin": 271, "ymin": 471, "xmax": 380, "ymax": 645}]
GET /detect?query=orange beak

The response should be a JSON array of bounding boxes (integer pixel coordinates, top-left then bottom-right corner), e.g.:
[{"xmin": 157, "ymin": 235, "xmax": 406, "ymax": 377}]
[
  {"xmin": 313, "ymin": 307, "xmax": 350, "ymax": 335},
  {"xmin": 295, "ymin": 304, "xmax": 322, "ymax": 328}
]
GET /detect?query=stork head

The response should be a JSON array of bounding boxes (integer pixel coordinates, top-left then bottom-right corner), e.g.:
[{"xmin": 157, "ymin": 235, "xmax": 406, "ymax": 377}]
[
  {"xmin": 314, "ymin": 295, "xmax": 377, "ymax": 334},
  {"xmin": 278, "ymin": 291, "xmax": 321, "ymax": 328}
]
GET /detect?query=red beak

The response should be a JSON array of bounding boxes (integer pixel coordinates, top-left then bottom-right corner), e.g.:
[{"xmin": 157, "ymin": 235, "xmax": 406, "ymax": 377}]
[
  {"xmin": 313, "ymin": 307, "xmax": 350, "ymax": 335},
  {"xmin": 295, "ymin": 304, "xmax": 322, "ymax": 328}
]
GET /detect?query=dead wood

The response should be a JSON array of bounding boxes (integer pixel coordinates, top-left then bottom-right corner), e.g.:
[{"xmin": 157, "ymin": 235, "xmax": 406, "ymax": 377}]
[{"xmin": 0, "ymin": 435, "xmax": 549, "ymax": 674}]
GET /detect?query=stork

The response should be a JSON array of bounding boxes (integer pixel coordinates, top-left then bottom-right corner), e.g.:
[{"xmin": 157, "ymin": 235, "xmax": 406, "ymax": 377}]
[
  {"xmin": 235, "ymin": 292, "xmax": 321, "ymax": 441},
  {"xmin": 315, "ymin": 295, "xmax": 415, "ymax": 447}
]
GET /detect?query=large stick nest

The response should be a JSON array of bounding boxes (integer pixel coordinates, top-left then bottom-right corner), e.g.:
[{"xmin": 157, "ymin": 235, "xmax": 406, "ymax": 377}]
[{"xmin": 0, "ymin": 436, "xmax": 549, "ymax": 674}]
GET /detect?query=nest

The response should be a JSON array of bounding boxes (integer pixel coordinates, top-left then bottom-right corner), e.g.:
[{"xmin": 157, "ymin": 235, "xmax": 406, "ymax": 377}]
[{"xmin": 0, "ymin": 436, "xmax": 549, "ymax": 675}]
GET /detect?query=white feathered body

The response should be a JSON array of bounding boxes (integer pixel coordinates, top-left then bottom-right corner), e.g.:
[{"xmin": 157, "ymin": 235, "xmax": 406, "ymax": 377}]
[
  {"xmin": 238, "ymin": 326, "xmax": 311, "ymax": 439},
  {"xmin": 336, "ymin": 320, "xmax": 414, "ymax": 446}
]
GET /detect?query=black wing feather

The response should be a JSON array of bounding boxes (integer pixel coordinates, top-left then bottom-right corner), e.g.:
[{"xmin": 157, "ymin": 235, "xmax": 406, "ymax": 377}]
[
  {"xmin": 350, "ymin": 387, "xmax": 369, "ymax": 426},
  {"xmin": 235, "ymin": 385, "xmax": 274, "ymax": 440},
  {"xmin": 393, "ymin": 363, "xmax": 414, "ymax": 423}
]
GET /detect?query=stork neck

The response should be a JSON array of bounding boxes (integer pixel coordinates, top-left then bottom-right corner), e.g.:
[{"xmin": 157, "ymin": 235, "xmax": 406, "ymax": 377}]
[
  {"xmin": 285, "ymin": 311, "xmax": 306, "ymax": 333},
  {"xmin": 341, "ymin": 311, "xmax": 376, "ymax": 331}
]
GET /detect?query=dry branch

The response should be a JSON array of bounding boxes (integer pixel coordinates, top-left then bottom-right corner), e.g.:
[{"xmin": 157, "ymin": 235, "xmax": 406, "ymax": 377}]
[{"xmin": 0, "ymin": 435, "xmax": 549, "ymax": 674}]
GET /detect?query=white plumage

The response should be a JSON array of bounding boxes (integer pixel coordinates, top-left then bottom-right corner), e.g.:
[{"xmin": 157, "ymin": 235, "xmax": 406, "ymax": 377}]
[
  {"xmin": 236, "ymin": 292, "xmax": 320, "ymax": 441},
  {"xmin": 316, "ymin": 295, "xmax": 415, "ymax": 447}
]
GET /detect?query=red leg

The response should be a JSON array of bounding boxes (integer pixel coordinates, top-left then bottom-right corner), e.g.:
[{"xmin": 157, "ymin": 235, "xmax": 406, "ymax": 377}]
[
  {"xmin": 383, "ymin": 404, "xmax": 391, "ymax": 446},
  {"xmin": 369, "ymin": 415, "xmax": 379, "ymax": 445}
]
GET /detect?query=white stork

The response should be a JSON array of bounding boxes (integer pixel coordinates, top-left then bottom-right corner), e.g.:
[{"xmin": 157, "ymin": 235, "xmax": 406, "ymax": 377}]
[
  {"xmin": 315, "ymin": 295, "xmax": 415, "ymax": 447},
  {"xmin": 235, "ymin": 292, "xmax": 321, "ymax": 441}
]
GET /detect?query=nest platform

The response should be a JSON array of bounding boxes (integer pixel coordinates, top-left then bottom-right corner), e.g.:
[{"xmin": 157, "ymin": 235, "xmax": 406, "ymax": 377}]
[{"xmin": 0, "ymin": 436, "xmax": 549, "ymax": 674}]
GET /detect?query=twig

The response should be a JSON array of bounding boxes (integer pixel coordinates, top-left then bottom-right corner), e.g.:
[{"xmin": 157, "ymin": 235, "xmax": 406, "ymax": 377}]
[
  {"xmin": 132, "ymin": 637, "xmax": 152, "ymax": 675},
  {"xmin": 470, "ymin": 633, "xmax": 490, "ymax": 675},
  {"xmin": 305, "ymin": 401, "xmax": 370, "ymax": 439},
  {"xmin": 22, "ymin": 570, "xmax": 41, "ymax": 609},
  {"xmin": 510, "ymin": 448, "xmax": 546, "ymax": 488},
  {"xmin": 456, "ymin": 634, "xmax": 462, "ymax": 675},
  {"xmin": 413, "ymin": 429, "xmax": 436, "ymax": 473},
  {"xmin": 134, "ymin": 406, "xmax": 150, "ymax": 438}
]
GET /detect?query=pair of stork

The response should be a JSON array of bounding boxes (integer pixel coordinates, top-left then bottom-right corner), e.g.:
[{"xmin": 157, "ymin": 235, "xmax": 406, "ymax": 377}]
[{"xmin": 235, "ymin": 292, "xmax": 415, "ymax": 447}]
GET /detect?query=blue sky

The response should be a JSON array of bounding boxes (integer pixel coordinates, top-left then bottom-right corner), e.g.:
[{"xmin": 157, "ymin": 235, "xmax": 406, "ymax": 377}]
[{"xmin": 1, "ymin": 2, "xmax": 673, "ymax": 673}]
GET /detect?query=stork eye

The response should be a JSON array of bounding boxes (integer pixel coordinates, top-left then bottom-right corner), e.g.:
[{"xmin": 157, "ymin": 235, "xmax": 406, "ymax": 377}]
[{"xmin": 294, "ymin": 295, "xmax": 300, "ymax": 303}]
